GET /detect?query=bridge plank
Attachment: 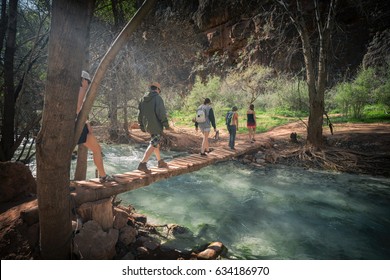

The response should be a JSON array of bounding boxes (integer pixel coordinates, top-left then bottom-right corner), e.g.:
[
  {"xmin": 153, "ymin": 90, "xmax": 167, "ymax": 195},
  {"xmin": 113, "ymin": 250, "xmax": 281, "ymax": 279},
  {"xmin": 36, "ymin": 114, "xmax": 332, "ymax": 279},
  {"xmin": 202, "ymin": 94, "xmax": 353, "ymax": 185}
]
[{"xmin": 70, "ymin": 142, "xmax": 263, "ymax": 206}]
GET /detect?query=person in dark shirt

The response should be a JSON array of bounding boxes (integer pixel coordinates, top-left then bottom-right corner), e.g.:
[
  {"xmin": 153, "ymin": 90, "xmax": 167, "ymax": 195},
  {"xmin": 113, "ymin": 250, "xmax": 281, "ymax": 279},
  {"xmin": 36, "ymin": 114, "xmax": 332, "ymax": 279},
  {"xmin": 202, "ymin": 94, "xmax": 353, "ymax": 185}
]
[
  {"xmin": 137, "ymin": 82, "xmax": 172, "ymax": 173},
  {"xmin": 247, "ymin": 104, "xmax": 256, "ymax": 143},
  {"xmin": 226, "ymin": 106, "xmax": 239, "ymax": 150}
]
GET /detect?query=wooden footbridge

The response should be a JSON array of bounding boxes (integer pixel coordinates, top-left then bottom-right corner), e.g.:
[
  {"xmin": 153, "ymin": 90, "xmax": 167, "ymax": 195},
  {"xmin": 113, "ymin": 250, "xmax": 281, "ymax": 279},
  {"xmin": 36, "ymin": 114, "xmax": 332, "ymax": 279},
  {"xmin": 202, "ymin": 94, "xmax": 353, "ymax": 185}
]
[{"xmin": 70, "ymin": 141, "xmax": 264, "ymax": 207}]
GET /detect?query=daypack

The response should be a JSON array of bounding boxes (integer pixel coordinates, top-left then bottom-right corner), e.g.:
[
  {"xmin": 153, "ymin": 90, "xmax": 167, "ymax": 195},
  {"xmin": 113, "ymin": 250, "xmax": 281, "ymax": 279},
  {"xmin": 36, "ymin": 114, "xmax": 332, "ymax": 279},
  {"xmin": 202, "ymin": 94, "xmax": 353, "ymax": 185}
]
[
  {"xmin": 226, "ymin": 111, "xmax": 234, "ymax": 125},
  {"xmin": 195, "ymin": 108, "xmax": 207, "ymax": 123}
]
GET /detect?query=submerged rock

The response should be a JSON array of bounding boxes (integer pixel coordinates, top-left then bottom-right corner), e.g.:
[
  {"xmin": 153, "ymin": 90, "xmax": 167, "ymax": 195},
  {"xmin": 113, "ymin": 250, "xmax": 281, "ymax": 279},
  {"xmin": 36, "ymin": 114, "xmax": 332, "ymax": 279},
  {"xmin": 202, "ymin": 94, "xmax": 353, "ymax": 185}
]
[{"xmin": 196, "ymin": 241, "xmax": 226, "ymax": 260}]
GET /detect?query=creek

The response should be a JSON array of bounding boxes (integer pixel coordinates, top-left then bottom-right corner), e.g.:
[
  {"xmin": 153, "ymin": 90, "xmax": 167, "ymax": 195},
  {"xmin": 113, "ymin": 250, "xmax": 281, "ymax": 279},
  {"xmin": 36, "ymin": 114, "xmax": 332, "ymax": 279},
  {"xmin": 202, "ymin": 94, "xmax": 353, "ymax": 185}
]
[{"xmin": 72, "ymin": 144, "xmax": 390, "ymax": 260}]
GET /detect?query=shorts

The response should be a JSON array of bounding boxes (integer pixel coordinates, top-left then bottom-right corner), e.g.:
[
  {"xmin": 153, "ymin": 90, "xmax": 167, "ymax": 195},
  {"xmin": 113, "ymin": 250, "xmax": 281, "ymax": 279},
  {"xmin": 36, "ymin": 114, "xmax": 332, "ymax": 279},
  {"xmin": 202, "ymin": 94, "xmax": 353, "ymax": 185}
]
[
  {"xmin": 200, "ymin": 127, "xmax": 211, "ymax": 133},
  {"xmin": 247, "ymin": 124, "xmax": 256, "ymax": 129},
  {"xmin": 150, "ymin": 134, "xmax": 161, "ymax": 148},
  {"xmin": 77, "ymin": 124, "xmax": 89, "ymax": 144}
]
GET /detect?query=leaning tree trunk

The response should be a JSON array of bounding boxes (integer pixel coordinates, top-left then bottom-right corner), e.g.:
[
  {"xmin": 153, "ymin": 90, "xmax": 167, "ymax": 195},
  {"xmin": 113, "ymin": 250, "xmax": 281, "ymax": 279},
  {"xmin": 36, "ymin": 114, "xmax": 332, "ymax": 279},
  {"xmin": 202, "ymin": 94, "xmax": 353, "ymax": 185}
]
[
  {"xmin": 74, "ymin": 145, "xmax": 88, "ymax": 180},
  {"xmin": 36, "ymin": 0, "xmax": 89, "ymax": 259}
]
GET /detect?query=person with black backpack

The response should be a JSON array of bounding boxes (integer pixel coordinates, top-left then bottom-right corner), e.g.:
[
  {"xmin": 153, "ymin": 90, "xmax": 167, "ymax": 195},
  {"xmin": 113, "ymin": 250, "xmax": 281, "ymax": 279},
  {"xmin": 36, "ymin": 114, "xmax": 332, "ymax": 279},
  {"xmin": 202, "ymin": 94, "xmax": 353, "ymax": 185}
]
[
  {"xmin": 194, "ymin": 98, "xmax": 216, "ymax": 156},
  {"xmin": 226, "ymin": 106, "xmax": 239, "ymax": 150}
]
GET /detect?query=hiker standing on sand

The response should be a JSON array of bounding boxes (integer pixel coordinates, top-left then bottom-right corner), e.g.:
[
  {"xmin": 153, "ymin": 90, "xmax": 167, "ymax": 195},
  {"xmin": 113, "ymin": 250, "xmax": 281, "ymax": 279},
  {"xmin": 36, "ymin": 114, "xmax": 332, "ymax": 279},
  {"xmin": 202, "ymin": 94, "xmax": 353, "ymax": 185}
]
[
  {"xmin": 137, "ymin": 82, "xmax": 172, "ymax": 173},
  {"xmin": 195, "ymin": 98, "xmax": 216, "ymax": 156}
]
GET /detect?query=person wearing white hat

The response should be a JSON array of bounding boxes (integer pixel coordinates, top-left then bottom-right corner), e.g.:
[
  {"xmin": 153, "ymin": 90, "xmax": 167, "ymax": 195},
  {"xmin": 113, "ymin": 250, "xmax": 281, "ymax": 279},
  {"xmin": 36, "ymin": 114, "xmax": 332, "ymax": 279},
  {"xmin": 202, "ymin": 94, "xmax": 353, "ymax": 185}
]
[{"xmin": 77, "ymin": 71, "xmax": 114, "ymax": 182}]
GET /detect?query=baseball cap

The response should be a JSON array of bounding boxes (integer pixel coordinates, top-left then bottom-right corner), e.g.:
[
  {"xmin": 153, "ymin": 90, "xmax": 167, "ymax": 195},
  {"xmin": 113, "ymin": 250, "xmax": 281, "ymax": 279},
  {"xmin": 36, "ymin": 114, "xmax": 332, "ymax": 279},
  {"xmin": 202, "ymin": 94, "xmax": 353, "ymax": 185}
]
[
  {"xmin": 150, "ymin": 82, "xmax": 161, "ymax": 90},
  {"xmin": 81, "ymin": 71, "xmax": 91, "ymax": 81}
]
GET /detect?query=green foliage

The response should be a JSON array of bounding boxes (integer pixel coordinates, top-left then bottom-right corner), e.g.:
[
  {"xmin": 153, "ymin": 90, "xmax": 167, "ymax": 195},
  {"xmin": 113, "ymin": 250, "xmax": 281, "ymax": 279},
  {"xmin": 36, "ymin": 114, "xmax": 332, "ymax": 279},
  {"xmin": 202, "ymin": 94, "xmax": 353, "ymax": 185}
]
[
  {"xmin": 363, "ymin": 105, "xmax": 390, "ymax": 122},
  {"xmin": 236, "ymin": 111, "xmax": 292, "ymax": 134},
  {"xmin": 373, "ymin": 66, "xmax": 390, "ymax": 113},
  {"xmin": 222, "ymin": 65, "xmax": 276, "ymax": 106},
  {"xmin": 330, "ymin": 67, "xmax": 385, "ymax": 120},
  {"xmin": 184, "ymin": 76, "xmax": 222, "ymax": 110},
  {"xmin": 332, "ymin": 82, "xmax": 353, "ymax": 116},
  {"xmin": 259, "ymin": 75, "xmax": 309, "ymax": 114}
]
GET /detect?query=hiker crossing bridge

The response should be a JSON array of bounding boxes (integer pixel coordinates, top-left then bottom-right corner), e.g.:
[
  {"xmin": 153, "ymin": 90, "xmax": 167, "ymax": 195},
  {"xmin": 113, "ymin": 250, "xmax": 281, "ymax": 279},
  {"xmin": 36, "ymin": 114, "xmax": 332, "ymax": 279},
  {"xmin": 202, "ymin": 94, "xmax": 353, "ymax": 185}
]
[{"xmin": 70, "ymin": 141, "xmax": 264, "ymax": 207}]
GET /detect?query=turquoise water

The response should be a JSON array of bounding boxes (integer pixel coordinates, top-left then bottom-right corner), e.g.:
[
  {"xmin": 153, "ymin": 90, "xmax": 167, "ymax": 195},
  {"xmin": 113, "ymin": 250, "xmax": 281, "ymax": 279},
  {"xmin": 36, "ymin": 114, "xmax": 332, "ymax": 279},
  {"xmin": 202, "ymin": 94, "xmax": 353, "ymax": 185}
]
[{"xmin": 72, "ymin": 144, "xmax": 390, "ymax": 260}]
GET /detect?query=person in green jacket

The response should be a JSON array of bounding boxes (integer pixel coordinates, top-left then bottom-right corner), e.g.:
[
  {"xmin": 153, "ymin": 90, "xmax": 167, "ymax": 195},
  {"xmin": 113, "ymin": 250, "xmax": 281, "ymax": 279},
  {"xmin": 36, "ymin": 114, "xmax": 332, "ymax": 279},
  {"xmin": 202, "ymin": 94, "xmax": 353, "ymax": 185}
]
[{"xmin": 137, "ymin": 82, "xmax": 172, "ymax": 173}]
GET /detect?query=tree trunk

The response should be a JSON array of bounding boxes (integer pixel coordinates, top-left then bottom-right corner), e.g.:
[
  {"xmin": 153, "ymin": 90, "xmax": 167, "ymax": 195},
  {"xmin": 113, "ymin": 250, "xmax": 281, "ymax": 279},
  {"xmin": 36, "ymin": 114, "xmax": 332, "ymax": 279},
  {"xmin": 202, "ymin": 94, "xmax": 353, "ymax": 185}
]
[
  {"xmin": 0, "ymin": 0, "xmax": 7, "ymax": 56},
  {"xmin": 36, "ymin": 0, "xmax": 89, "ymax": 259},
  {"xmin": 276, "ymin": 0, "xmax": 338, "ymax": 148},
  {"xmin": 0, "ymin": 0, "xmax": 18, "ymax": 161},
  {"xmin": 306, "ymin": 0, "xmax": 337, "ymax": 147},
  {"xmin": 300, "ymin": 21, "xmax": 323, "ymax": 147}
]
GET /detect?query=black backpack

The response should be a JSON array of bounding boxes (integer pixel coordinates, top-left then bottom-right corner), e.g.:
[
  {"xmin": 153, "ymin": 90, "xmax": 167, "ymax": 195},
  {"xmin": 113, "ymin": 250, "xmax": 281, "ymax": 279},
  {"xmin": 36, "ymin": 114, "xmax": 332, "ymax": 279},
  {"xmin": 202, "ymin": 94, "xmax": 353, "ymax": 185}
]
[{"xmin": 225, "ymin": 111, "xmax": 233, "ymax": 125}]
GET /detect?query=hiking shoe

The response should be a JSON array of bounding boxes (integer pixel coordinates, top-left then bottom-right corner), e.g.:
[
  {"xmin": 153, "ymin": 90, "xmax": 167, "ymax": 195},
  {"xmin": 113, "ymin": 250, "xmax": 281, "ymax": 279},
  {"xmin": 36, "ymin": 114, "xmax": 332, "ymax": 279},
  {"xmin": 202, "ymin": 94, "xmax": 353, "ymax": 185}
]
[
  {"xmin": 158, "ymin": 159, "xmax": 168, "ymax": 168},
  {"xmin": 99, "ymin": 175, "xmax": 115, "ymax": 183},
  {"xmin": 137, "ymin": 162, "xmax": 151, "ymax": 173},
  {"xmin": 205, "ymin": 148, "xmax": 214, "ymax": 153},
  {"xmin": 200, "ymin": 152, "xmax": 207, "ymax": 156}
]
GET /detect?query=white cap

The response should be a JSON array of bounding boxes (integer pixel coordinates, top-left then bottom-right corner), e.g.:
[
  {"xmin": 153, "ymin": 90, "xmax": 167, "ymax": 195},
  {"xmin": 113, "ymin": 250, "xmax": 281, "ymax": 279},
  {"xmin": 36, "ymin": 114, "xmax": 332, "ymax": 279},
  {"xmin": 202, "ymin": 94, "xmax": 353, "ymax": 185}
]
[{"xmin": 81, "ymin": 71, "xmax": 91, "ymax": 81}]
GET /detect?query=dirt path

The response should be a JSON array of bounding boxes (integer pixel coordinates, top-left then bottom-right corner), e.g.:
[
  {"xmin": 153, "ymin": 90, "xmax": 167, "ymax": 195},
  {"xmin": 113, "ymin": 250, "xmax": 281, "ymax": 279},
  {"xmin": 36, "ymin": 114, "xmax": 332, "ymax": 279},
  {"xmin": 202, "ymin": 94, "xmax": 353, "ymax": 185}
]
[{"xmin": 127, "ymin": 121, "xmax": 390, "ymax": 155}]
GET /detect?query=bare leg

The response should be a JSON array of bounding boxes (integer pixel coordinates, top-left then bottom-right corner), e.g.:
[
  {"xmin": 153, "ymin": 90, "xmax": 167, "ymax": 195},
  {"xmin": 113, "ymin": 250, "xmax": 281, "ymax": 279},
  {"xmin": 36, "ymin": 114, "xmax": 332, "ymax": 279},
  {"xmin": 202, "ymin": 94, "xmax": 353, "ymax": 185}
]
[
  {"xmin": 83, "ymin": 133, "xmax": 106, "ymax": 177},
  {"xmin": 153, "ymin": 144, "xmax": 162, "ymax": 161},
  {"xmin": 248, "ymin": 128, "xmax": 255, "ymax": 141},
  {"xmin": 201, "ymin": 131, "xmax": 210, "ymax": 153},
  {"xmin": 141, "ymin": 144, "xmax": 155, "ymax": 163}
]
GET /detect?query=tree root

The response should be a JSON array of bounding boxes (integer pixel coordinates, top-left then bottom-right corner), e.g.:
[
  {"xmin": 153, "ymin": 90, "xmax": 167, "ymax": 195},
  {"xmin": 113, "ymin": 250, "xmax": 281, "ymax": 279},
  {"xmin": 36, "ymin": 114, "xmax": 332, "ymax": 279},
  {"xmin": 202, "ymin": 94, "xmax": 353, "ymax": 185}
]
[{"xmin": 276, "ymin": 146, "xmax": 390, "ymax": 176}]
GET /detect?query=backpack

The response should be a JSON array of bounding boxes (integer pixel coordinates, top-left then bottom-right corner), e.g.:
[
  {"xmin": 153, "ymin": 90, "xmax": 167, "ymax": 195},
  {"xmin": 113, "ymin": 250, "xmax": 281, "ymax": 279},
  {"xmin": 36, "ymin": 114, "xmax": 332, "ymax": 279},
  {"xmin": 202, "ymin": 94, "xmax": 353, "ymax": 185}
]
[
  {"xmin": 195, "ymin": 108, "xmax": 207, "ymax": 123},
  {"xmin": 226, "ymin": 111, "xmax": 234, "ymax": 126}
]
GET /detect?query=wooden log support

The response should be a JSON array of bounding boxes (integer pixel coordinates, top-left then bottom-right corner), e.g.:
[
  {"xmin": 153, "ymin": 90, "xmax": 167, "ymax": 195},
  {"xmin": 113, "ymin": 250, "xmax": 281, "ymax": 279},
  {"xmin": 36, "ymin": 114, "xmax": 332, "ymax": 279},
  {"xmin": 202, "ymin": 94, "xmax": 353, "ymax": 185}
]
[
  {"xmin": 77, "ymin": 198, "xmax": 113, "ymax": 231},
  {"xmin": 70, "ymin": 142, "xmax": 263, "ymax": 206}
]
